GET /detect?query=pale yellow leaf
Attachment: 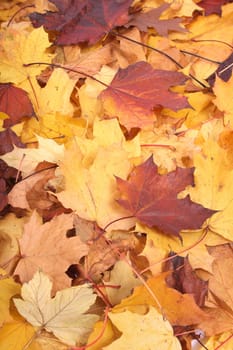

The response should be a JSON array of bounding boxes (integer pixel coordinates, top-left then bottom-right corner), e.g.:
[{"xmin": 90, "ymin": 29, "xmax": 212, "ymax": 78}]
[
  {"xmin": 1, "ymin": 135, "xmax": 64, "ymax": 176},
  {"xmin": 14, "ymin": 271, "xmax": 99, "ymax": 346}
]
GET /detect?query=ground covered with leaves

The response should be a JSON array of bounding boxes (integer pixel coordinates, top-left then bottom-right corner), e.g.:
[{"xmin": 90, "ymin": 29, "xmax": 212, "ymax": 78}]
[{"xmin": 0, "ymin": 0, "xmax": 233, "ymax": 349}]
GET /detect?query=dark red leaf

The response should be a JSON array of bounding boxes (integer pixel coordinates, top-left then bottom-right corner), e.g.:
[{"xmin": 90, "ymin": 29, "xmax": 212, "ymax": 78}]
[
  {"xmin": 207, "ymin": 52, "xmax": 233, "ymax": 87},
  {"xmin": 126, "ymin": 3, "xmax": 186, "ymax": 36},
  {"xmin": 198, "ymin": 0, "xmax": 233, "ymax": 16},
  {"xmin": 0, "ymin": 129, "xmax": 25, "ymax": 156},
  {"xmin": 164, "ymin": 253, "xmax": 208, "ymax": 307},
  {"xmin": 116, "ymin": 156, "xmax": 215, "ymax": 237},
  {"xmin": 100, "ymin": 61, "xmax": 189, "ymax": 130},
  {"xmin": 30, "ymin": 0, "xmax": 133, "ymax": 45},
  {"xmin": 0, "ymin": 84, "xmax": 34, "ymax": 127}
]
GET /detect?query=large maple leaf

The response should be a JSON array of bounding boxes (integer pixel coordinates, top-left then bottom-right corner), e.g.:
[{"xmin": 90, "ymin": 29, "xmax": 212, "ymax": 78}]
[
  {"xmin": 100, "ymin": 61, "xmax": 189, "ymax": 130},
  {"xmin": 116, "ymin": 156, "xmax": 215, "ymax": 236},
  {"xmin": 30, "ymin": 0, "xmax": 133, "ymax": 45}
]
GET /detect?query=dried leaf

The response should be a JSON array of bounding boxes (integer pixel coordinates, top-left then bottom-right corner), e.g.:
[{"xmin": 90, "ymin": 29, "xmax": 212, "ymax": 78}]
[
  {"xmin": 14, "ymin": 271, "xmax": 99, "ymax": 345},
  {"xmin": 14, "ymin": 211, "xmax": 88, "ymax": 293},
  {"xmin": 117, "ymin": 156, "xmax": 215, "ymax": 237}
]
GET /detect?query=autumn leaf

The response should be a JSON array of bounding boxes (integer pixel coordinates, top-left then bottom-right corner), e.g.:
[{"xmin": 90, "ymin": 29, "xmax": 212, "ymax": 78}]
[
  {"xmin": 13, "ymin": 211, "xmax": 88, "ymax": 293},
  {"xmin": 0, "ymin": 26, "xmax": 53, "ymax": 85},
  {"xmin": 113, "ymin": 272, "xmax": 208, "ymax": 326},
  {"xmin": 164, "ymin": 255, "xmax": 208, "ymax": 307},
  {"xmin": 104, "ymin": 307, "xmax": 181, "ymax": 350},
  {"xmin": 100, "ymin": 61, "xmax": 189, "ymax": 130},
  {"xmin": 116, "ymin": 156, "xmax": 215, "ymax": 237},
  {"xmin": 30, "ymin": 0, "xmax": 133, "ymax": 45},
  {"xmin": 126, "ymin": 3, "xmax": 186, "ymax": 36},
  {"xmin": 0, "ymin": 305, "xmax": 41, "ymax": 350},
  {"xmin": 198, "ymin": 0, "xmax": 231, "ymax": 15},
  {"xmin": 0, "ymin": 84, "xmax": 34, "ymax": 127},
  {"xmin": 14, "ymin": 271, "xmax": 99, "ymax": 345}
]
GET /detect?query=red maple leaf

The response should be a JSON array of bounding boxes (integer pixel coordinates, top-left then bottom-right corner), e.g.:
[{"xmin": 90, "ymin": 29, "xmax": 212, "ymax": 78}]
[
  {"xmin": 116, "ymin": 156, "xmax": 215, "ymax": 237},
  {"xmin": 198, "ymin": 0, "xmax": 233, "ymax": 16},
  {"xmin": 100, "ymin": 61, "xmax": 189, "ymax": 130},
  {"xmin": 0, "ymin": 84, "xmax": 34, "ymax": 127},
  {"xmin": 30, "ymin": 0, "xmax": 133, "ymax": 45},
  {"xmin": 126, "ymin": 3, "xmax": 186, "ymax": 36}
]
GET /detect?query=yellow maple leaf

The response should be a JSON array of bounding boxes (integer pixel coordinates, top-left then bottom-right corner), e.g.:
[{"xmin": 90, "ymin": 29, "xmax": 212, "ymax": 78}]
[
  {"xmin": 184, "ymin": 139, "xmax": 233, "ymax": 210},
  {"xmin": 14, "ymin": 271, "xmax": 99, "ymax": 346},
  {"xmin": 0, "ymin": 25, "xmax": 53, "ymax": 85},
  {"xmin": 56, "ymin": 120, "xmax": 138, "ymax": 230},
  {"xmin": 113, "ymin": 272, "xmax": 208, "ymax": 326},
  {"xmin": 0, "ymin": 304, "xmax": 41, "ymax": 350},
  {"xmin": 28, "ymin": 69, "xmax": 76, "ymax": 117},
  {"xmin": 19, "ymin": 113, "xmax": 87, "ymax": 144},
  {"xmin": 104, "ymin": 307, "xmax": 181, "ymax": 350}
]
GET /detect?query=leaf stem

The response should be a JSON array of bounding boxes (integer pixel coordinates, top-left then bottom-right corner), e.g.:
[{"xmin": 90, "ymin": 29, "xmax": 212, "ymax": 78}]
[
  {"xmin": 140, "ymin": 226, "xmax": 209, "ymax": 274},
  {"xmin": 141, "ymin": 144, "xmax": 176, "ymax": 151},
  {"xmin": 103, "ymin": 215, "xmax": 135, "ymax": 232},
  {"xmin": 214, "ymin": 333, "xmax": 233, "ymax": 350},
  {"xmin": 7, "ymin": 4, "xmax": 35, "ymax": 27},
  {"xmin": 23, "ymin": 62, "xmax": 110, "ymax": 88},
  {"xmin": 121, "ymin": 254, "xmax": 165, "ymax": 317},
  {"xmin": 110, "ymin": 31, "xmax": 209, "ymax": 88},
  {"xmin": 16, "ymin": 164, "xmax": 58, "ymax": 183}
]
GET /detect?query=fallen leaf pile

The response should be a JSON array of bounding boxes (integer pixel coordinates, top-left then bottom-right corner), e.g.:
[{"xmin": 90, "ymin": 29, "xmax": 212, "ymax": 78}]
[{"xmin": 0, "ymin": 0, "xmax": 233, "ymax": 349}]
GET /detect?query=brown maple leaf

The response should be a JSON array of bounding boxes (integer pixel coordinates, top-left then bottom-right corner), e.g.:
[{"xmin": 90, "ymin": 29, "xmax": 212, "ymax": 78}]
[
  {"xmin": 164, "ymin": 254, "xmax": 208, "ymax": 307},
  {"xmin": 116, "ymin": 156, "xmax": 215, "ymax": 237},
  {"xmin": 126, "ymin": 3, "xmax": 186, "ymax": 36},
  {"xmin": 14, "ymin": 211, "xmax": 89, "ymax": 294},
  {"xmin": 100, "ymin": 61, "xmax": 189, "ymax": 130}
]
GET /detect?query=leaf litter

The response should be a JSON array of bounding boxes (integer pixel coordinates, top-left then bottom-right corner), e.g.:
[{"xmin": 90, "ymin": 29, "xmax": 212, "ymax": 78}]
[{"xmin": 0, "ymin": 0, "xmax": 233, "ymax": 349}]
